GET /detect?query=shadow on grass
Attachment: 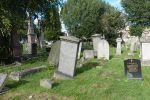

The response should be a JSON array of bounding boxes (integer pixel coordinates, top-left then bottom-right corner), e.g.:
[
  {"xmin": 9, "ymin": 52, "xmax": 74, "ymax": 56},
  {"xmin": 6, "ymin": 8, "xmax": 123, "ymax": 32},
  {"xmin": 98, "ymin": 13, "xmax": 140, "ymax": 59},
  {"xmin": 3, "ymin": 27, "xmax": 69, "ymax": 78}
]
[
  {"xmin": 76, "ymin": 61, "xmax": 99, "ymax": 75},
  {"xmin": 6, "ymin": 80, "xmax": 28, "ymax": 89},
  {"xmin": 109, "ymin": 55, "xmax": 114, "ymax": 60}
]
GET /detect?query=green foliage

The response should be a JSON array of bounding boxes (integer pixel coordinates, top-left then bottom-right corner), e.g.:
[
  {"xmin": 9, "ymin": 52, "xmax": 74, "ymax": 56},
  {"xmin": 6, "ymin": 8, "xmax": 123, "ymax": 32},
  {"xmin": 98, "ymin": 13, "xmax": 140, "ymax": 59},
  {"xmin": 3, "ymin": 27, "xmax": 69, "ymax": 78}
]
[
  {"xmin": 121, "ymin": 0, "xmax": 150, "ymax": 26},
  {"xmin": 129, "ymin": 26, "xmax": 144, "ymax": 37},
  {"xmin": 61, "ymin": 0, "xmax": 106, "ymax": 38},
  {"xmin": 61, "ymin": 0, "xmax": 125, "ymax": 46}
]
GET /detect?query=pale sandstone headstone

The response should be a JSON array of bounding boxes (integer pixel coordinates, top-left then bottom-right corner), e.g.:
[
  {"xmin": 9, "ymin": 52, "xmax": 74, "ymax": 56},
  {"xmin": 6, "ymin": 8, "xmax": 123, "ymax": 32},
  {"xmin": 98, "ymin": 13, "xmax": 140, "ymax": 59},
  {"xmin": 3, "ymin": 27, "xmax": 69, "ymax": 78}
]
[
  {"xmin": 97, "ymin": 38, "xmax": 109, "ymax": 60},
  {"xmin": 140, "ymin": 38, "xmax": 150, "ymax": 66},
  {"xmin": 54, "ymin": 36, "xmax": 79, "ymax": 79},
  {"xmin": 83, "ymin": 50, "xmax": 94, "ymax": 59},
  {"xmin": 91, "ymin": 34, "xmax": 101, "ymax": 56},
  {"xmin": 116, "ymin": 38, "xmax": 122, "ymax": 55}
]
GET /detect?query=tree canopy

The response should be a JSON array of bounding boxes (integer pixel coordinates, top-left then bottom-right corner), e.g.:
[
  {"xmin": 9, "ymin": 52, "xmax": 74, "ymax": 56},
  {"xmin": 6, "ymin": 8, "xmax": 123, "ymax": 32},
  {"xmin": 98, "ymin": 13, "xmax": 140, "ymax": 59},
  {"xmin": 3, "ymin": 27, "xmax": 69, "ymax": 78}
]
[
  {"xmin": 61, "ymin": 0, "xmax": 125, "ymax": 45},
  {"xmin": 122, "ymin": 0, "xmax": 150, "ymax": 36}
]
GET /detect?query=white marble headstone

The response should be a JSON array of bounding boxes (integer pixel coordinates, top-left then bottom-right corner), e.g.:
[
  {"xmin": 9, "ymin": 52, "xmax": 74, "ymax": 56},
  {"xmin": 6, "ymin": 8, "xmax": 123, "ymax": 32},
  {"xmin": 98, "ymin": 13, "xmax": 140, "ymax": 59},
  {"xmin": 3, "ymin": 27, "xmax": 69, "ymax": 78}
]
[{"xmin": 97, "ymin": 39, "xmax": 109, "ymax": 60}]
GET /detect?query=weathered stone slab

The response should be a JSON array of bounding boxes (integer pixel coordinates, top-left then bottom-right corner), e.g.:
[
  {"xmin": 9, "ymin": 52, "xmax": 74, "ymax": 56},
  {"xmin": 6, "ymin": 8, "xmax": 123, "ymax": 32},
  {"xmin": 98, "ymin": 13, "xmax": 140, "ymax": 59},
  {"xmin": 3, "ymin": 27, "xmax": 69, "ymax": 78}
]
[
  {"xmin": 116, "ymin": 38, "xmax": 122, "ymax": 55},
  {"xmin": 97, "ymin": 39, "xmax": 109, "ymax": 60},
  {"xmin": 48, "ymin": 41, "xmax": 61, "ymax": 66},
  {"xmin": 0, "ymin": 73, "xmax": 8, "ymax": 92},
  {"xmin": 55, "ymin": 36, "xmax": 79, "ymax": 79},
  {"xmin": 140, "ymin": 38, "xmax": 150, "ymax": 66},
  {"xmin": 91, "ymin": 34, "xmax": 101, "ymax": 56},
  {"xmin": 83, "ymin": 50, "xmax": 94, "ymax": 60},
  {"xmin": 40, "ymin": 78, "xmax": 54, "ymax": 89},
  {"xmin": 9, "ymin": 66, "xmax": 46, "ymax": 81},
  {"xmin": 77, "ymin": 42, "xmax": 82, "ymax": 59}
]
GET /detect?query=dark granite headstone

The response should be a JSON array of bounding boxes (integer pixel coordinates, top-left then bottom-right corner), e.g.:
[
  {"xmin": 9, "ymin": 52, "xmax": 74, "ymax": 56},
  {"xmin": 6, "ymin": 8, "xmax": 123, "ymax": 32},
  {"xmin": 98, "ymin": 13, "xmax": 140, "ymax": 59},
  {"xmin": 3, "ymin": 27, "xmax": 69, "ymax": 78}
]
[
  {"xmin": 31, "ymin": 43, "xmax": 37, "ymax": 56},
  {"xmin": 124, "ymin": 59, "xmax": 142, "ymax": 80}
]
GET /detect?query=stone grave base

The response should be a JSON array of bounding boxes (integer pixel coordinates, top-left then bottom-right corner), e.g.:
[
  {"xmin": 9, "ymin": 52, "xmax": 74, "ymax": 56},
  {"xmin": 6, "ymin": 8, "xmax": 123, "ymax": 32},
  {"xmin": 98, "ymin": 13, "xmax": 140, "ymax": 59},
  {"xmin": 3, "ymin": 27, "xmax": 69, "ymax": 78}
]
[
  {"xmin": 53, "ymin": 71, "xmax": 73, "ymax": 80},
  {"xmin": 0, "ymin": 87, "xmax": 9, "ymax": 95},
  {"xmin": 128, "ymin": 78, "xmax": 143, "ymax": 80},
  {"xmin": 141, "ymin": 60, "xmax": 150, "ymax": 66}
]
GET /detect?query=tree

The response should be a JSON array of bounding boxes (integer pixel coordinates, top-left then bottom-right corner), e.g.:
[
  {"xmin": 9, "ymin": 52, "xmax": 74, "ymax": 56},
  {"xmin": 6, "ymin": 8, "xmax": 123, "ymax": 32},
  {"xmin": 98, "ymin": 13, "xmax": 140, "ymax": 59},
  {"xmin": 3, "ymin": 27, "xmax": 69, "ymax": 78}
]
[
  {"xmin": 61, "ymin": 0, "xmax": 106, "ymax": 38},
  {"xmin": 61, "ymin": 0, "xmax": 125, "ymax": 45},
  {"xmin": 121, "ymin": 0, "xmax": 150, "ymax": 36},
  {"xmin": 0, "ymin": 0, "xmax": 63, "ymax": 63}
]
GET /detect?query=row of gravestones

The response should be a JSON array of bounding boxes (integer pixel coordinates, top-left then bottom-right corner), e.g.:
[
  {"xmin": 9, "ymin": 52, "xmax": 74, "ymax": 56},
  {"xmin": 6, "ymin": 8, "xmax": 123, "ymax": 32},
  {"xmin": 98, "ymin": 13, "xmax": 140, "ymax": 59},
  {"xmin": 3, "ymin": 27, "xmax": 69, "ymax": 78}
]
[{"xmin": 48, "ymin": 34, "xmax": 123, "ymax": 80}]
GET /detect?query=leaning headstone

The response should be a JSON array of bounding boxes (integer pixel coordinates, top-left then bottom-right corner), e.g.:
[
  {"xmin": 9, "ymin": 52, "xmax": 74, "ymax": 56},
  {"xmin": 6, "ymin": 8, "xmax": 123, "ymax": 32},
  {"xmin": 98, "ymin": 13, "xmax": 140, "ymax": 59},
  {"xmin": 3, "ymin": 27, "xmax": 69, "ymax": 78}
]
[
  {"xmin": 124, "ymin": 59, "xmax": 142, "ymax": 80},
  {"xmin": 48, "ymin": 41, "xmax": 61, "ymax": 66},
  {"xmin": 140, "ymin": 38, "xmax": 150, "ymax": 66},
  {"xmin": 40, "ymin": 78, "xmax": 54, "ymax": 89},
  {"xmin": 83, "ymin": 50, "xmax": 94, "ymax": 60},
  {"xmin": 77, "ymin": 42, "xmax": 82, "ymax": 59},
  {"xmin": 0, "ymin": 73, "xmax": 8, "ymax": 93},
  {"xmin": 97, "ymin": 37, "xmax": 109, "ymax": 60},
  {"xmin": 54, "ymin": 36, "xmax": 79, "ymax": 79},
  {"xmin": 91, "ymin": 34, "xmax": 101, "ymax": 56},
  {"xmin": 116, "ymin": 37, "xmax": 122, "ymax": 55}
]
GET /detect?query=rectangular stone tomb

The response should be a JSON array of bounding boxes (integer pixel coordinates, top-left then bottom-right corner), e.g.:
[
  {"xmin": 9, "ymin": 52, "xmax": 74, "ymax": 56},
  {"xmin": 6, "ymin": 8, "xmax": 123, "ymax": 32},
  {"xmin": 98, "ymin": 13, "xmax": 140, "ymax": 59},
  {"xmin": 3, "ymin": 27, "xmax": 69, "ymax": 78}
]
[
  {"xmin": 0, "ymin": 73, "xmax": 8, "ymax": 93},
  {"xmin": 124, "ymin": 59, "xmax": 142, "ymax": 80}
]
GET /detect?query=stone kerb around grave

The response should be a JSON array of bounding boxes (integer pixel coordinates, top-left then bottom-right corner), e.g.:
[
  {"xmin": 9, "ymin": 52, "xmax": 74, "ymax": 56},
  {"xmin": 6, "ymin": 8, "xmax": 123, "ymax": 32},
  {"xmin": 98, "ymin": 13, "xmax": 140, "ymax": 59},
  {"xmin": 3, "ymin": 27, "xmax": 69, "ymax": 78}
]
[
  {"xmin": 140, "ymin": 38, "xmax": 150, "ymax": 66},
  {"xmin": 54, "ymin": 36, "xmax": 79, "ymax": 79}
]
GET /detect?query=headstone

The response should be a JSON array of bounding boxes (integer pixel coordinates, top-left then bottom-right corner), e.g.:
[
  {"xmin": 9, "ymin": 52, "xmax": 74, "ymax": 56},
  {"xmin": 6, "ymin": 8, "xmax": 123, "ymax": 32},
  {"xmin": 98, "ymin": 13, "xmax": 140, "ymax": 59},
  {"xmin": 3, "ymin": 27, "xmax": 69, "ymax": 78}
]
[
  {"xmin": 48, "ymin": 41, "xmax": 61, "ymax": 66},
  {"xmin": 54, "ymin": 36, "xmax": 79, "ymax": 79},
  {"xmin": 40, "ymin": 78, "xmax": 54, "ymax": 89},
  {"xmin": 97, "ymin": 38, "xmax": 109, "ymax": 60},
  {"xmin": 91, "ymin": 34, "xmax": 101, "ymax": 56},
  {"xmin": 77, "ymin": 42, "xmax": 82, "ymax": 59},
  {"xmin": 116, "ymin": 38, "xmax": 122, "ymax": 55},
  {"xmin": 83, "ymin": 50, "xmax": 94, "ymax": 60},
  {"xmin": 0, "ymin": 73, "xmax": 8, "ymax": 92},
  {"xmin": 140, "ymin": 38, "xmax": 150, "ymax": 66},
  {"xmin": 124, "ymin": 59, "xmax": 142, "ymax": 80}
]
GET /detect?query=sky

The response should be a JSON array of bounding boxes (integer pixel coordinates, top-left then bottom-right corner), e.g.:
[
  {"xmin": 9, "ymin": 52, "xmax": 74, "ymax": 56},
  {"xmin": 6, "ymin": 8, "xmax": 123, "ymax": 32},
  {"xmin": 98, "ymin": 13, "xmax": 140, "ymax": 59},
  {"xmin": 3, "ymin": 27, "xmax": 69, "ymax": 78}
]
[{"xmin": 104, "ymin": 0, "xmax": 123, "ymax": 10}]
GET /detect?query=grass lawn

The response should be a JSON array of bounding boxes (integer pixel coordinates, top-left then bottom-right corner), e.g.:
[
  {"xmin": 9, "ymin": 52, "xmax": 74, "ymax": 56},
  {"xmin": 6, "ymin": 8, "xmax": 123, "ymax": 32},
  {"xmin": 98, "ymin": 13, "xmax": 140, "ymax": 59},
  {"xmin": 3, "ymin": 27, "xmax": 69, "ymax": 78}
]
[{"xmin": 0, "ymin": 47, "xmax": 150, "ymax": 100}]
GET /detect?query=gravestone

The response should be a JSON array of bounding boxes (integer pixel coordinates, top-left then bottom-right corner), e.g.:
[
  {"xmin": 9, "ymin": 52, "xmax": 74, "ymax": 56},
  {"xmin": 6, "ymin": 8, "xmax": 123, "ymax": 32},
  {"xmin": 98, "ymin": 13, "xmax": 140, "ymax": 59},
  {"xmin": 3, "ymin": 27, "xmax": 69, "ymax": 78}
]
[
  {"xmin": 54, "ymin": 36, "xmax": 79, "ymax": 79},
  {"xmin": 91, "ymin": 34, "xmax": 101, "ymax": 56},
  {"xmin": 0, "ymin": 73, "xmax": 8, "ymax": 92},
  {"xmin": 116, "ymin": 37, "xmax": 122, "ymax": 55},
  {"xmin": 97, "ymin": 37, "xmax": 109, "ymax": 60},
  {"xmin": 48, "ymin": 41, "xmax": 61, "ymax": 66},
  {"xmin": 140, "ymin": 38, "xmax": 150, "ymax": 66},
  {"xmin": 40, "ymin": 78, "xmax": 54, "ymax": 89},
  {"xmin": 83, "ymin": 50, "xmax": 94, "ymax": 60},
  {"xmin": 124, "ymin": 59, "xmax": 142, "ymax": 80},
  {"xmin": 77, "ymin": 42, "xmax": 82, "ymax": 59}
]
